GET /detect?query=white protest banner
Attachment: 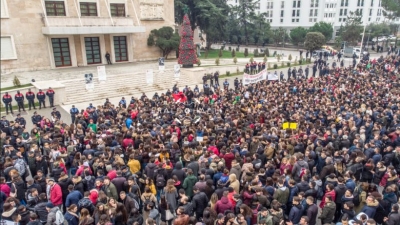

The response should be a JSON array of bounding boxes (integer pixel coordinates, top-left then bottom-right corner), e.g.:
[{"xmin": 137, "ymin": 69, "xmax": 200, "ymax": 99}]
[
  {"xmin": 97, "ymin": 66, "xmax": 107, "ymax": 81},
  {"xmin": 146, "ymin": 69, "xmax": 154, "ymax": 85},
  {"xmin": 242, "ymin": 69, "xmax": 267, "ymax": 85},
  {"xmin": 267, "ymin": 73, "xmax": 279, "ymax": 80},
  {"xmin": 174, "ymin": 64, "xmax": 181, "ymax": 78}
]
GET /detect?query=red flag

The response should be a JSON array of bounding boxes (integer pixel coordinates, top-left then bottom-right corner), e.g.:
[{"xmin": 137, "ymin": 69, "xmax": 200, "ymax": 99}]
[{"xmin": 172, "ymin": 92, "xmax": 187, "ymax": 103}]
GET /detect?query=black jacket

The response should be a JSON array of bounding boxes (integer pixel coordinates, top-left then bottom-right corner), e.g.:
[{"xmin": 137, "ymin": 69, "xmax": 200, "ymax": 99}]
[
  {"xmin": 306, "ymin": 204, "xmax": 318, "ymax": 225},
  {"xmin": 296, "ymin": 181, "xmax": 309, "ymax": 193},
  {"xmin": 334, "ymin": 184, "xmax": 346, "ymax": 204},
  {"xmin": 34, "ymin": 201, "xmax": 49, "ymax": 222},
  {"xmin": 171, "ymin": 162, "xmax": 186, "ymax": 182},
  {"xmin": 51, "ymin": 167, "xmax": 63, "ymax": 182},
  {"xmin": 191, "ymin": 192, "xmax": 209, "ymax": 213}
]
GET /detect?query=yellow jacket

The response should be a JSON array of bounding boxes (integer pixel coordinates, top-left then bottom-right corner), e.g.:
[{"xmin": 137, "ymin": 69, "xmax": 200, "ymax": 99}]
[{"xmin": 127, "ymin": 159, "xmax": 141, "ymax": 174}]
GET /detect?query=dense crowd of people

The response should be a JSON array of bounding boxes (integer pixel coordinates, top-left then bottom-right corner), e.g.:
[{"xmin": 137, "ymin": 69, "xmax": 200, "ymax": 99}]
[{"xmin": 1, "ymin": 52, "xmax": 400, "ymax": 225}]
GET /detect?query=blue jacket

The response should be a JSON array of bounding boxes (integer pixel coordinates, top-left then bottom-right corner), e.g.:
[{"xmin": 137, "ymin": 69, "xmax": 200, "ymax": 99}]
[
  {"xmin": 288, "ymin": 186, "xmax": 299, "ymax": 202},
  {"xmin": 345, "ymin": 179, "xmax": 356, "ymax": 192},
  {"xmin": 64, "ymin": 211, "xmax": 79, "ymax": 225},
  {"xmin": 65, "ymin": 190, "xmax": 83, "ymax": 207},
  {"xmin": 289, "ymin": 204, "xmax": 303, "ymax": 224},
  {"xmin": 361, "ymin": 200, "xmax": 379, "ymax": 218}
]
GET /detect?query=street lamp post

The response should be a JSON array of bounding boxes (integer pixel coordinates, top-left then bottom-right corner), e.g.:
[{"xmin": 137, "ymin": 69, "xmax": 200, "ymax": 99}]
[{"xmin": 355, "ymin": 23, "xmax": 367, "ymax": 69}]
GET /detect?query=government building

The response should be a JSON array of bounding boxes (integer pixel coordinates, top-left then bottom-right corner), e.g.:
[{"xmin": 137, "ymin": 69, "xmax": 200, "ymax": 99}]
[{"xmin": 1, "ymin": 0, "xmax": 174, "ymax": 73}]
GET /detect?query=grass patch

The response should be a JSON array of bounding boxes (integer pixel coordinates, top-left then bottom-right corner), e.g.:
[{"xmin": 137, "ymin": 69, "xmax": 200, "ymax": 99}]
[
  {"xmin": 1, "ymin": 83, "xmax": 33, "ymax": 92},
  {"xmin": 0, "ymin": 102, "xmax": 41, "ymax": 113},
  {"xmin": 202, "ymin": 50, "xmax": 254, "ymax": 59}
]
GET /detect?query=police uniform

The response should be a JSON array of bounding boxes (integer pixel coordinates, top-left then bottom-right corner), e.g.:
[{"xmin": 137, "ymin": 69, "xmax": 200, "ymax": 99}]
[
  {"xmin": 26, "ymin": 90, "xmax": 36, "ymax": 110},
  {"xmin": 70, "ymin": 106, "xmax": 79, "ymax": 124},
  {"xmin": 15, "ymin": 115, "xmax": 26, "ymax": 128},
  {"xmin": 31, "ymin": 112, "xmax": 42, "ymax": 126},
  {"xmin": 46, "ymin": 88, "xmax": 55, "ymax": 107},
  {"xmin": 37, "ymin": 89, "xmax": 46, "ymax": 109},
  {"xmin": 15, "ymin": 91, "xmax": 25, "ymax": 112},
  {"xmin": 2, "ymin": 93, "xmax": 13, "ymax": 114}
]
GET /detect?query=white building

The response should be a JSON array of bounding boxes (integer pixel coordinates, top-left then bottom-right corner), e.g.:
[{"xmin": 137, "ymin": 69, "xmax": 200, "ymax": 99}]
[{"xmin": 227, "ymin": 0, "xmax": 390, "ymax": 39}]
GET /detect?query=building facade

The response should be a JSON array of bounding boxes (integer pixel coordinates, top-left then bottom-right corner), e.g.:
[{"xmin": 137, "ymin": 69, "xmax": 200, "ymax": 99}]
[
  {"xmin": 1, "ymin": 0, "xmax": 174, "ymax": 73},
  {"xmin": 227, "ymin": 0, "xmax": 390, "ymax": 38}
]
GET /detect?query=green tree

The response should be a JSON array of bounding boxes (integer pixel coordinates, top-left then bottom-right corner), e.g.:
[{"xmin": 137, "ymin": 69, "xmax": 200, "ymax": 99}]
[
  {"xmin": 230, "ymin": 0, "xmax": 262, "ymax": 45},
  {"xmin": 382, "ymin": 0, "xmax": 400, "ymax": 17},
  {"xmin": 249, "ymin": 57, "xmax": 254, "ymax": 63},
  {"xmin": 367, "ymin": 22, "xmax": 391, "ymax": 41},
  {"xmin": 288, "ymin": 54, "xmax": 292, "ymax": 62},
  {"xmin": 244, "ymin": 48, "xmax": 249, "ymax": 57},
  {"xmin": 215, "ymin": 58, "xmax": 220, "ymax": 66},
  {"xmin": 218, "ymin": 49, "xmax": 223, "ymax": 58},
  {"xmin": 309, "ymin": 22, "xmax": 334, "ymax": 41},
  {"xmin": 304, "ymin": 32, "xmax": 326, "ymax": 57},
  {"xmin": 290, "ymin": 27, "xmax": 308, "ymax": 46},
  {"xmin": 341, "ymin": 11, "xmax": 363, "ymax": 46},
  {"xmin": 233, "ymin": 57, "xmax": 238, "ymax": 64},
  {"xmin": 147, "ymin": 27, "xmax": 180, "ymax": 59},
  {"xmin": 271, "ymin": 28, "xmax": 286, "ymax": 46},
  {"xmin": 231, "ymin": 49, "xmax": 236, "ymax": 57}
]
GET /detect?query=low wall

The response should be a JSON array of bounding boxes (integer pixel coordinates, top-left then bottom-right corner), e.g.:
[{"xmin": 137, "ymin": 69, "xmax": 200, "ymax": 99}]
[{"xmin": 1, "ymin": 80, "xmax": 66, "ymax": 107}]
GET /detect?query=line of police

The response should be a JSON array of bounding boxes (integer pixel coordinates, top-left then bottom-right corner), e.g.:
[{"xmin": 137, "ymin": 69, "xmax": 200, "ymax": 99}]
[{"xmin": 2, "ymin": 88, "xmax": 55, "ymax": 115}]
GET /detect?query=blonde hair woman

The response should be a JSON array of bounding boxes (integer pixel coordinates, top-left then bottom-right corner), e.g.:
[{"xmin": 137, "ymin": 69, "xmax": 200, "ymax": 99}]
[
  {"xmin": 208, "ymin": 193, "xmax": 218, "ymax": 210},
  {"xmin": 79, "ymin": 208, "xmax": 94, "ymax": 225}
]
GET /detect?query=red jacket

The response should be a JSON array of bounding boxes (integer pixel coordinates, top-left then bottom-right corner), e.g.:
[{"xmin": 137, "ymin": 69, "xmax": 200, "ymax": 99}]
[
  {"xmin": 122, "ymin": 138, "xmax": 134, "ymax": 149},
  {"xmin": 50, "ymin": 183, "xmax": 63, "ymax": 206},
  {"xmin": 223, "ymin": 152, "xmax": 235, "ymax": 170},
  {"xmin": 215, "ymin": 197, "xmax": 233, "ymax": 214},
  {"xmin": 319, "ymin": 190, "xmax": 336, "ymax": 208},
  {"xmin": 107, "ymin": 170, "xmax": 117, "ymax": 180},
  {"xmin": 75, "ymin": 165, "xmax": 92, "ymax": 176}
]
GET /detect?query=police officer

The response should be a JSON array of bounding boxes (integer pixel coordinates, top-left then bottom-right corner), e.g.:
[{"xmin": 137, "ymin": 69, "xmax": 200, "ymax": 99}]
[
  {"xmin": 70, "ymin": 105, "xmax": 79, "ymax": 124},
  {"xmin": 119, "ymin": 97, "xmax": 127, "ymax": 108},
  {"xmin": 25, "ymin": 88, "xmax": 36, "ymax": 110},
  {"xmin": 234, "ymin": 78, "xmax": 239, "ymax": 91},
  {"xmin": 15, "ymin": 114, "xmax": 26, "ymax": 128},
  {"xmin": 223, "ymin": 79, "xmax": 229, "ymax": 90},
  {"xmin": 202, "ymin": 74, "xmax": 208, "ymax": 84},
  {"xmin": 305, "ymin": 65, "xmax": 309, "ymax": 79},
  {"xmin": 203, "ymin": 83, "xmax": 210, "ymax": 95},
  {"xmin": 46, "ymin": 87, "xmax": 55, "ymax": 107},
  {"xmin": 287, "ymin": 67, "xmax": 292, "ymax": 80},
  {"xmin": 15, "ymin": 90, "xmax": 25, "ymax": 112},
  {"xmin": 298, "ymin": 66, "xmax": 303, "ymax": 78},
  {"xmin": 340, "ymin": 60, "xmax": 344, "ymax": 68},
  {"xmin": 36, "ymin": 89, "xmax": 46, "ymax": 109},
  {"xmin": 51, "ymin": 107, "xmax": 61, "ymax": 121},
  {"xmin": 312, "ymin": 64, "xmax": 317, "ymax": 77},
  {"xmin": 2, "ymin": 92, "xmax": 13, "ymax": 115},
  {"xmin": 280, "ymin": 71, "xmax": 284, "ymax": 81},
  {"xmin": 31, "ymin": 111, "xmax": 42, "ymax": 126},
  {"xmin": 214, "ymin": 71, "xmax": 219, "ymax": 86},
  {"xmin": 194, "ymin": 85, "xmax": 199, "ymax": 93},
  {"xmin": 292, "ymin": 67, "xmax": 297, "ymax": 80},
  {"xmin": 0, "ymin": 116, "xmax": 11, "ymax": 135}
]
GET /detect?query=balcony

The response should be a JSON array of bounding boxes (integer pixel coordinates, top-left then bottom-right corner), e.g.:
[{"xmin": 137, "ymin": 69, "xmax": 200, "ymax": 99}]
[{"xmin": 42, "ymin": 17, "xmax": 145, "ymax": 35}]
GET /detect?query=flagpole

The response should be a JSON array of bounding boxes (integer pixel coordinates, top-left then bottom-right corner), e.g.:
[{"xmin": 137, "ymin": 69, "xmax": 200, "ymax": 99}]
[{"xmin": 356, "ymin": 23, "xmax": 367, "ymax": 69}]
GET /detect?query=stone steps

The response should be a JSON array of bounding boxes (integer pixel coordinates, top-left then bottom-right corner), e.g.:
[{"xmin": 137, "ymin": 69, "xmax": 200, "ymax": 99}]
[{"xmin": 62, "ymin": 69, "xmax": 196, "ymax": 104}]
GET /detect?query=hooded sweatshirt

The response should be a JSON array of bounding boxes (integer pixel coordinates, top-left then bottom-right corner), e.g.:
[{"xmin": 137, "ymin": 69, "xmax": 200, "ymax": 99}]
[
  {"xmin": 273, "ymin": 186, "xmax": 289, "ymax": 205},
  {"xmin": 215, "ymin": 196, "xmax": 233, "ymax": 214}
]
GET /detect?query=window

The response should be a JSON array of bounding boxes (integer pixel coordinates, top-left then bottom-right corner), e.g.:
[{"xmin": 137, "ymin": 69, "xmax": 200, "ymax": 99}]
[
  {"xmin": 361, "ymin": 0, "xmax": 364, "ymax": 6},
  {"xmin": 344, "ymin": 9, "xmax": 347, "ymax": 15},
  {"xmin": 371, "ymin": 0, "xmax": 374, "ymax": 6},
  {"xmin": 110, "ymin": 3, "xmax": 125, "ymax": 17},
  {"xmin": 266, "ymin": 1, "xmax": 273, "ymax": 9},
  {"xmin": 280, "ymin": 18, "xmax": 283, "ymax": 22},
  {"xmin": 343, "ymin": 18, "xmax": 346, "ymax": 22},
  {"xmin": 369, "ymin": 9, "xmax": 372, "ymax": 16},
  {"xmin": 310, "ymin": 9, "xmax": 313, "ymax": 17},
  {"xmin": 281, "ymin": 1, "xmax": 284, "ymax": 8},
  {"xmin": 314, "ymin": 9, "xmax": 318, "ymax": 16},
  {"xmin": 340, "ymin": 9, "xmax": 343, "ymax": 16},
  {"xmin": 345, "ymin": 0, "xmax": 348, "ymax": 6},
  {"xmin": 1, "ymin": 36, "xmax": 17, "ymax": 60},
  {"xmin": 114, "ymin": 36, "xmax": 128, "ymax": 62},
  {"xmin": 360, "ymin": 9, "xmax": 363, "ymax": 16},
  {"xmin": 281, "ymin": 10, "xmax": 284, "ymax": 17},
  {"xmin": 369, "ymin": 17, "xmax": 371, "ymax": 21},
  {"xmin": 357, "ymin": 0, "xmax": 361, "ymax": 6},
  {"xmin": 339, "ymin": 18, "xmax": 342, "ymax": 22},
  {"xmin": 341, "ymin": 0, "xmax": 344, "ymax": 6},
  {"xmin": 80, "ymin": 2, "xmax": 97, "ymax": 16},
  {"xmin": 45, "ymin": 1, "xmax": 66, "ymax": 16},
  {"xmin": 1, "ymin": 0, "xmax": 9, "ymax": 18},
  {"xmin": 309, "ymin": 18, "xmax": 313, "ymax": 22},
  {"xmin": 85, "ymin": 37, "xmax": 101, "ymax": 64},
  {"xmin": 293, "ymin": 0, "xmax": 296, "ymax": 7},
  {"xmin": 52, "ymin": 38, "xmax": 71, "ymax": 67},
  {"xmin": 297, "ymin": 10, "xmax": 300, "ymax": 16},
  {"xmin": 314, "ymin": 18, "xmax": 317, "ymax": 22},
  {"xmin": 311, "ymin": 0, "xmax": 318, "ymax": 7},
  {"xmin": 292, "ymin": 18, "xmax": 295, "ymax": 22},
  {"xmin": 292, "ymin": 10, "xmax": 295, "ymax": 17},
  {"xmin": 297, "ymin": 1, "xmax": 300, "ymax": 7}
]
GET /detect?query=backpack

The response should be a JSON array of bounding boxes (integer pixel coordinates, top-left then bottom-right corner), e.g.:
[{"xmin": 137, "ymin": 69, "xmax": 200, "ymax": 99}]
[
  {"xmin": 156, "ymin": 174, "xmax": 166, "ymax": 188},
  {"xmin": 219, "ymin": 175, "xmax": 229, "ymax": 185},
  {"xmin": 55, "ymin": 209, "xmax": 65, "ymax": 225},
  {"xmin": 297, "ymin": 163, "xmax": 308, "ymax": 178},
  {"xmin": 15, "ymin": 159, "xmax": 26, "ymax": 176},
  {"xmin": 353, "ymin": 185, "xmax": 362, "ymax": 206},
  {"xmin": 251, "ymin": 204, "xmax": 261, "ymax": 225}
]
